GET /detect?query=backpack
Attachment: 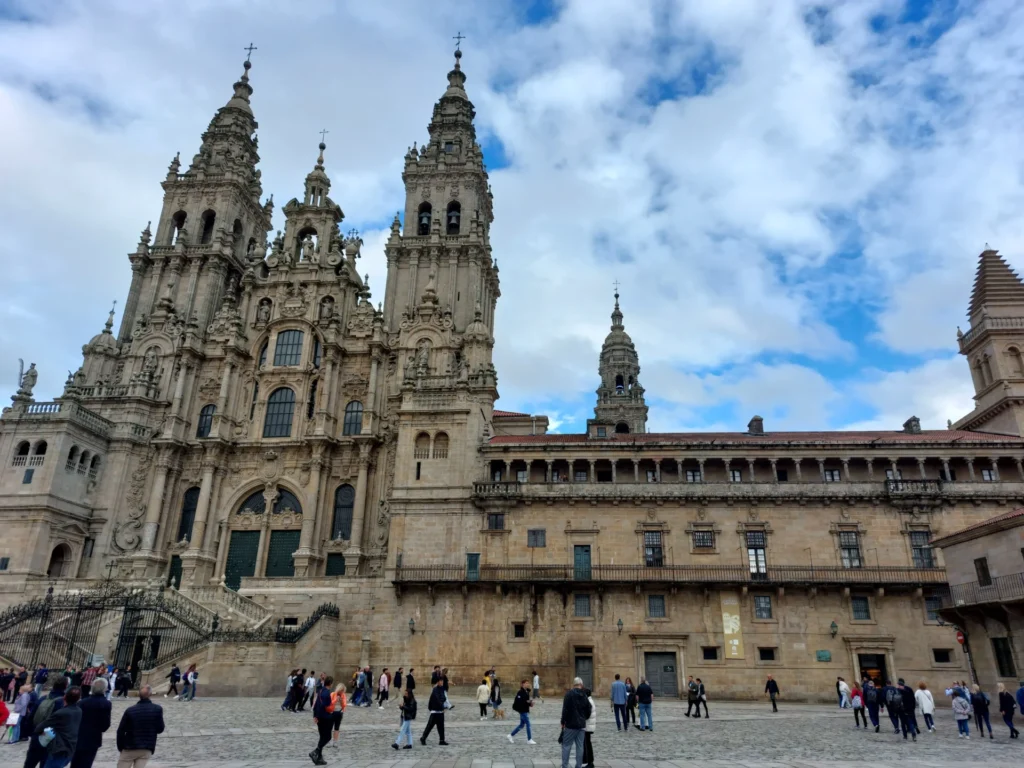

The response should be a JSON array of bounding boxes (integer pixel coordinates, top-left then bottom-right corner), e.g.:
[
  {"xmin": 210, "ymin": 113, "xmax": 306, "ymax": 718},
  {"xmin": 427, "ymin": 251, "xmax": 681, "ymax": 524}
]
[
  {"xmin": 884, "ymin": 687, "xmax": 902, "ymax": 712},
  {"xmin": 865, "ymin": 687, "xmax": 877, "ymax": 705},
  {"xmin": 323, "ymin": 690, "xmax": 335, "ymax": 714},
  {"xmin": 33, "ymin": 696, "xmax": 58, "ymax": 727}
]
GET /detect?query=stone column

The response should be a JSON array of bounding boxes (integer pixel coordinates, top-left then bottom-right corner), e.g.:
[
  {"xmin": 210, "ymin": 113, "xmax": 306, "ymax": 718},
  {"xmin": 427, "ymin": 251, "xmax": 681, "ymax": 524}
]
[
  {"xmin": 747, "ymin": 459, "xmax": 756, "ymax": 482},
  {"xmin": 253, "ymin": 484, "xmax": 278, "ymax": 577},
  {"xmin": 140, "ymin": 452, "xmax": 172, "ymax": 552},
  {"xmin": 840, "ymin": 459, "xmax": 850, "ymax": 481},
  {"xmin": 725, "ymin": 458, "xmax": 733, "ymax": 482},
  {"xmin": 989, "ymin": 457, "xmax": 999, "ymax": 481},
  {"xmin": 793, "ymin": 458, "xmax": 803, "ymax": 482},
  {"xmin": 966, "ymin": 458, "xmax": 975, "ymax": 482},
  {"xmin": 611, "ymin": 461, "xmax": 617, "ymax": 483},
  {"xmin": 889, "ymin": 458, "xmax": 899, "ymax": 479},
  {"xmin": 941, "ymin": 458, "xmax": 952, "ymax": 482},
  {"xmin": 917, "ymin": 458, "xmax": 927, "ymax": 479},
  {"xmin": 697, "ymin": 458, "xmax": 706, "ymax": 482},
  {"xmin": 632, "ymin": 460, "xmax": 639, "ymax": 483},
  {"xmin": 545, "ymin": 460, "xmax": 553, "ymax": 483},
  {"xmin": 203, "ymin": 468, "xmax": 226, "ymax": 553},
  {"xmin": 589, "ymin": 460, "xmax": 596, "ymax": 483},
  {"xmin": 349, "ymin": 444, "xmax": 373, "ymax": 553},
  {"xmin": 816, "ymin": 458, "xmax": 825, "ymax": 482},
  {"xmin": 187, "ymin": 453, "xmax": 218, "ymax": 553},
  {"xmin": 299, "ymin": 455, "xmax": 325, "ymax": 551},
  {"xmin": 655, "ymin": 460, "xmax": 662, "ymax": 483},
  {"xmin": 362, "ymin": 354, "xmax": 379, "ymax": 434},
  {"xmin": 170, "ymin": 363, "xmax": 188, "ymax": 417},
  {"xmin": 569, "ymin": 460, "xmax": 576, "ymax": 484},
  {"xmin": 679, "ymin": 458, "xmax": 686, "ymax": 482},
  {"xmin": 183, "ymin": 256, "xmax": 203, "ymax": 320},
  {"xmin": 866, "ymin": 458, "xmax": 875, "ymax": 481},
  {"xmin": 502, "ymin": 460, "xmax": 509, "ymax": 481},
  {"xmin": 213, "ymin": 519, "xmax": 229, "ymax": 582},
  {"xmin": 770, "ymin": 459, "xmax": 778, "ymax": 484}
]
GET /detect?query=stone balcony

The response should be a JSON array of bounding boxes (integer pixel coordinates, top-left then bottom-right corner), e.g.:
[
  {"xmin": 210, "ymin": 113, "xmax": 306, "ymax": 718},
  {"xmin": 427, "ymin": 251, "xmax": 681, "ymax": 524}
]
[
  {"xmin": 471, "ymin": 479, "xmax": 1024, "ymax": 506},
  {"xmin": 941, "ymin": 571, "xmax": 1024, "ymax": 609}
]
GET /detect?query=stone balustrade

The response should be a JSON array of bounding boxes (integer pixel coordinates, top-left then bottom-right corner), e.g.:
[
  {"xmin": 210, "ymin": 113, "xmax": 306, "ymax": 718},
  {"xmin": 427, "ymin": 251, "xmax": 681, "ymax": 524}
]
[
  {"xmin": 958, "ymin": 316, "xmax": 1024, "ymax": 350},
  {"xmin": 185, "ymin": 584, "xmax": 270, "ymax": 627},
  {"xmin": 13, "ymin": 400, "xmax": 113, "ymax": 438}
]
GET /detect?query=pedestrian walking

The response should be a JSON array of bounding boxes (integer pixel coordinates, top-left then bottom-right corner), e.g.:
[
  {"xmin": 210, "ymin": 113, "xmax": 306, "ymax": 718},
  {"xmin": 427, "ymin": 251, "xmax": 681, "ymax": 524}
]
[
  {"xmin": 164, "ymin": 666, "xmax": 180, "ymax": 699},
  {"xmin": 915, "ymin": 682, "xmax": 936, "ymax": 732},
  {"xmin": 581, "ymin": 688, "xmax": 596, "ymax": 768},
  {"xmin": 685, "ymin": 675, "xmax": 699, "ymax": 718},
  {"xmin": 624, "ymin": 678, "xmax": 637, "ymax": 727},
  {"xmin": 70, "ymin": 679, "xmax": 111, "ymax": 768},
  {"xmin": 33, "ymin": 684, "xmax": 82, "ymax": 768},
  {"xmin": 308, "ymin": 675, "xmax": 334, "ymax": 766},
  {"xmin": 24, "ymin": 676, "xmax": 68, "ymax": 768},
  {"xmin": 303, "ymin": 671, "xmax": 317, "ymax": 711},
  {"xmin": 328, "ymin": 683, "xmax": 346, "ymax": 749},
  {"xmin": 406, "ymin": 668, "xmax": 416, "ymax": 694},
  {"xmin": 290, "ymin": 669, "xmax": 306, "ymax": 712},
  {"xmin": 559, "ymin": 677, "xmax": 591, "ymax": 768},
  {"xmin": 838, "ymin": 677, "xmax": 851, "ymax": 708},
  {"xmin": 441, "ymin": 668, "xmax": 454, "ymax": 710},
  {"xmin": 881, "ymin": 680, "xmax": 902, "ymax": 734},
  {"xmin": 507, "ymin": 679, "xmax": 536, "ymax": 744},
  {"xmin": 971, "ymin": 684, "xmax": 994, "ymax": 739},
  {"xmin": 997, "ymin": 682, "xmax": 1019, "ymax": 738},
  {"xmin": 394, "ymin": 669, "xmax": 404, "ymax": 697},
  {"xmin": 115, "ymin": 684, "xmax": 164, "ymax": 768},
  {"xmin": 610, "ymin": 674, "xmax": 628, "ymax": 730},
  {"xmin": 419, "ymin": 678, "xmax": 449, "ymax": 746},
  {"xmin": 477, "ymin": 678, "xmax": 490, "ymax": 720},
  {"xmin": 181, "ymin": 665, "xmax": 198, "ymax": 702},
  {"xmin": 952, "ymin": 688, "xmax": 971, "ymax": 739},
  {"xmin": 490, "ymin": 676, "xmax": 502, "ymax": 717},
  {"xmin": 392, "ymin": 688, "xmax": 416, "ymax": 750},
  {"xmin": 636, "ymin": 677, "xmax": 653, "ymax": 731},
  {"xmin": 378, "ymin": 669, "xmax": 390, "ymax": 708},
  {"xmin": 864, "ymin": 680, "xmax": 880, "ymax": 731},
  {"xmin": 695, "ymin": 678, "xmax": 709, "ymax": 718},
  {"xmin": 533, "ymin": 670, "xmax": 541, "ymax": 702},
  {"xmin": 1017, "ymin": 680, "xmax": 1024, "ymax": 718},
  {"xmin": 362, "ymin": 667, "xmax": 373, "ymax": 708},
  {"xmin": 898, "ymin": 679, "xmax": 919, "ymax": 741},
  {"xmin": 764, "ymin": 674, "xmax": 779, "ymax": 713},
  {"xmin": 352, "ymin": 669, "xmax": 364, "ymax": 707},
  {"xmin": 851, "ymin": 685, "xmax": 866, "ymax": 729},
  {"xmin": 281, "ymin": 669, "xmax": 297, "ymax": 711}
]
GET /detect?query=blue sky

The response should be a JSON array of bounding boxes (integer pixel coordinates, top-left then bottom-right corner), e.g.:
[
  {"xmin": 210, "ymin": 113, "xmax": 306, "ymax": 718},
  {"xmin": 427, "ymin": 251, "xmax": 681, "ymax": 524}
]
[{"xmin": 2, "ymin": 0, "xmax": 1023, "ymax": 434}]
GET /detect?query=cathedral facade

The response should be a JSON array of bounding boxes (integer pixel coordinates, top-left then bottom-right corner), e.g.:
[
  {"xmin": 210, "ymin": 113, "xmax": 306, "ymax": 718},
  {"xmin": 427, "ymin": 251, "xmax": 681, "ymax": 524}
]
[{"xmin": 1, "ymin": 51, "xmax": 1023, "ymax": 699}]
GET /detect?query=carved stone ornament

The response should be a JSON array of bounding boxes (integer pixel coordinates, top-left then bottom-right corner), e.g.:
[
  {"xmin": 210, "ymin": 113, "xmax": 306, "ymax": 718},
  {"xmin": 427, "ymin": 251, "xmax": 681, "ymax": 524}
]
[
  {"xmin": 112, "ymin": 452, "xmax": 151, "ymax": 553},
  {"xmin": 748, "ymin": 509, "xmax": 759, "ymax": 522},
  {"xmin": 261, "ymin": 450, "xmax": 281, "ymax": 481},
  {"xmin": 347, "ymin": 302, "xmax": 374, "ymax": 338}
]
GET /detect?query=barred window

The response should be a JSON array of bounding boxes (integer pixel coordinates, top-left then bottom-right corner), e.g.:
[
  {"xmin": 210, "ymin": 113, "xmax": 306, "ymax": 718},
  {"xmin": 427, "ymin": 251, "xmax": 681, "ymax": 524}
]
[
  {"xmin": 692, "ymin": 530, "xmax": 715, "ymax": 550},
  {"xmin": 574, "ymin": 594, "xmax": 592, "ymax": 617},
  {"xmin": 575, "ymin": 470, "xmax": 588, "ymax": 482},
  {"xmin": 648, "ymin": 595, "xmax": 666, "ymax": 618},
  {"xmin": 911, "ymin": 530, "xmax": 934, "ymax": 567},
  {"xmin": 754, "ymin": 595, "xmax": 773, "ymax": 619},
  {"xmin": 516, "ymin": 469, "xmax": 528, "ymax": 483},
  {"xmin": 177, "ymin": 487, "xmax": 200, "ymax": 542},
  {"xmin": 263, "ymin": 388, "xmax": 295, "ymax": 438},
  {"xmin": 527, "ymin": 529, "xmax": 546, "ymax": 548},
  {"xmin": 993, "ymin": 637, "xmax": 1017, "ymax": 678},
  {"xmin": 839, "ymin": 531, "xmax": 862, "ymax": 568},
  {"xmin": 273, "ymin": 329, "xmax": 304, "ymax": 366},
  {"xmin": 852, "ymin": 595, "xmax": 871, "ymax": 620},
  {"xmin": 644, "ymin": 531, "xmax": 664, "ymax": 567}
]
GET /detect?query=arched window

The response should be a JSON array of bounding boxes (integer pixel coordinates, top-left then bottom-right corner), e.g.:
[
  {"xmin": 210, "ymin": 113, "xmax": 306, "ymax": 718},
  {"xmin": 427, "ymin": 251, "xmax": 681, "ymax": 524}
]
[
  {"xmin": 263, "ymin": 388, "xmax": 296, "ymax": 438},
  {"xmin": 170, "ymin": 210, "xmax": 187, "ymax": 245},
  {"xmin": 331, "ymin": 484, "xmax": 355, "ymax": 540},
  {"xmin": 177, "ymin": 487, "xmax": 201, "ymax": 542},
  {"xmin": 78, "ymin": 451, "xmax": 91, "ymax": 475},
  {"xmin": 296, "ymin": 227, "xmax": 318, "ymax": 262},
  {"xmin": 615, "ymin": 374, "xmax": 624, "ymax": 393},
  {"xmin": 343, "ymin": 401, "xmax": 363, "ymax": 436},
  {"xmin": 64, "ymin": 445, "xmax": 79, "ymax": 472},
  {"xmin": 418, "ymin": 202, "xmax": 432, "ymax": 236},
  {"xmin": 306, "ymin": 380, "xmax": 318, "ymax": 419},
  {"xmin": 196, "ymin": 404, "xmax": 216, "ymax": 438},
  {"xmin": 200, "ymin": 209, "xmax": 216, "ymax": 244},
  {"xmin": 446, "ymin": 201, "xmax": 461, "ymax": 235},
  {"xmin": 1008, "ymin": 346, "xmax": 1024, "ymax": 377},
  {"xmin": 433, "ymin": 432, "xmax": 449, "ymax": 459},
  {"xmin": 232, "ymin": 219, "xmax": 244, "ymax": 256},
  {"xmin": 273, "ymin": 330, "xmax": 304, "ymax": 366},
  {"xmin": 13, "ymin": 441, "xmax": 29, "ymax": 467},
  {"xmin": 258, "ymin": 341, "xmax": 268, "ymax": 367},
  {"xmin": 615, "ymin": 422, "xmax": 630, "ymax": 434},
  {"xmin": 15, "ymin": 441, "xmax": 29, "ymax": 457},
  {"xmin": 88, "ymin": 454, "xmax": 101, "ymax": 481},
  {"xmin": 273, "ymin": 488, "xmax": 303, "ymax": 515},
  {"xmin": 239, "ymin": 489, "xmax": 266, "ymax": 514},
  {"xmin": 983, "ymin": 355, "xmax": 994, "ymax": 386},
  {"xmin": 47, "ymin": 544, "xmax": 72, "ymax": 578},
  {"xmin": 32, "ymin": 441, "xmax": 47, "ymax": 456},
  {"xmin": 414, "ymin": 432, "xmax": 431, "ymax": 459}
]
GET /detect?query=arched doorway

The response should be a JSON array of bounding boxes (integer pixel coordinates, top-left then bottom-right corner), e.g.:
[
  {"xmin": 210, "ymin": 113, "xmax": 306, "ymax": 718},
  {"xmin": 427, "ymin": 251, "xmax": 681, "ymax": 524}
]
[{"xmin": 47, "ymin": 544, "xmax": 72, "ymax": 577}]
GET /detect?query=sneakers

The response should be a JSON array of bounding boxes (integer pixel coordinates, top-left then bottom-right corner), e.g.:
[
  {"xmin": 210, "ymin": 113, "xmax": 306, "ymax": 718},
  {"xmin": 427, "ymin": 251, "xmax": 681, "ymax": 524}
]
[
  {"xmin": 480, "ymin": 716, "xmax": 487, "ymax": 721},
  {"xmin": 965, "ymin": 735, "xmax": 970, "ymax": 740},
  {"xmin": 528, "ymin": 739, "xmax": 538, "ymax": 745},
  {"xmin": 439, "ymin": 741, "xmax": 450, "ymax": 746},
  {"xmin": 392, "ymin": 744, "xmax": 399, "ymax": 751},
  {"xmin": 507, "ymin": 735, "xmax": 514, "ymax": 744},
  {"xmin": 403, "ymin": 745, "xmax": 413, "ymax": 749}
]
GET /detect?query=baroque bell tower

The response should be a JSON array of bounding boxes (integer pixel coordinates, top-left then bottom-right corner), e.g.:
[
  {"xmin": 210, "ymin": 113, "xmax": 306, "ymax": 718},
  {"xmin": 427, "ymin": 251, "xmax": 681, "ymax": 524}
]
[{"xmin": 588, "ymin": 290, "xmax": 648, "ymax": 435}]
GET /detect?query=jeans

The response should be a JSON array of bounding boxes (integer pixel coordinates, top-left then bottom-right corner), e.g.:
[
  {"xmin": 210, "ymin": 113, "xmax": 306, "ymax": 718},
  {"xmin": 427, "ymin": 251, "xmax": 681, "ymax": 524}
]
[
  {"xmin": 42, "ymin": 757, "xmax": 71, "ymax": 768},
  {"xmin": 395, "ymin": 719, "xmax": 413, "ymax": 746},
  {"xmin": 613, "ymin": 703, "xmax": 627, "ymax": 729},
  {"xmin": 627, "ymin": 704, "xmax": 636, "ymax": 724},
  {"xmin": 511, "ymin": 712, "xmax": 532, "ymax": 740},
  {"xmin": 867, "ymin": 703, "xmax": 879, "ymax": 727},
  {"xmin": 421, "ymin": 712, "xmax": 445, "ymax": 742},
  {"xmin": 443, "ymin": 691, "xmax": 452, "ymax": 709},
  {"xmin": 183, "ymin": 683, "xmax": 196, "ymax": 701},
  {"xmin": 923, "ymin": 713, "xmax": 934, "ymax": 730},
  {"xmin": 975, "ymin": 710, "xmax": 992, "ymax": 734},
  {"xmin": 70, "ymin": 746, "xmax": 99, "ymax": 768},
  {"xmin": 560, "ymin": 728, "xmax": 585, "ymax": 768},
  {"xmin": 1002, "ymin": 712, "xmax": 1017, "ymax": 734},
  {"xmin": 887, "ymin": 708, "xmax": 901, "ymax": 731},
  {"xmin": 899, "ymin": 712, "xmax": 918, "ymax": 737},
  {"xmin": 957, "ymin": 718, "xmax": 970, "ymax": 736},
  {"xmin": 34, "ymin": 684, "xmax": 43, "ymax": 697},
  {"xmin": 638, "ymin": 703, "xmax": 652, "ymax": 730},
  {"xmin": 769, "ymin": 694, "xmax": 777, "ymax": 712}
]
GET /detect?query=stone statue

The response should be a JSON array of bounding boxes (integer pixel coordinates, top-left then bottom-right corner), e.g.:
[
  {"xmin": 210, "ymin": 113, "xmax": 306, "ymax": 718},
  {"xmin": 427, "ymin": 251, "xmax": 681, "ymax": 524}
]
[
  {"xmin": 17, "ymin": 363, "xmax": 37, "ymax": 397},
  {"xmin": 73, "ymin": 367, "xmax": 86, "ymax": 387},
  {"xmin": 319, "ymin": 298, "xmax": 334, "ymax": 321},
  {"xmin": 301, "ymin": 235, "xmax": 315, "ymax": 263},
  {"xmin": 416, "ymin": 340, "xmax": 430, "ymax": 369},
  {"xmin": 142, "ymin": 347, "xmax": 159, "ymax": 374},
  {"xmin": 256, "ymin": 300, "xmax": 271, "ymax": 324}
]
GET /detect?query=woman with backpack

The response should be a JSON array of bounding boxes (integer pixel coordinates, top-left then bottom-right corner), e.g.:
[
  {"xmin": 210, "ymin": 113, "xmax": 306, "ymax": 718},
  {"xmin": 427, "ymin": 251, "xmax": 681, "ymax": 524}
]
[
  {"xmin": 851, "ymin": 685, "xmax": 867, "ymax": 728},
  {"xmin": 971, "ymin": 684, "xmax": 994, "ymax": 739},
  {"xmin": 952, "ymin": 688, "xmax": 972, "ymax": 739},
  {"xmin": 392, "ymin": 688, "xmax": 417, "ymax": 750},
  {"xmin": 997, "ymin": 682, "xmax": 1019, "ymax": 738},
  {"xmin": 863, "ymin": 681, "xmax": 880, "ymax": 732},
  {"xmin": 915, "ymin": 681, "xmax": 936, "ymax": 732},
  {"xmin": 309, "ymin": 675, "xmax": 335, "ymax": 766}
]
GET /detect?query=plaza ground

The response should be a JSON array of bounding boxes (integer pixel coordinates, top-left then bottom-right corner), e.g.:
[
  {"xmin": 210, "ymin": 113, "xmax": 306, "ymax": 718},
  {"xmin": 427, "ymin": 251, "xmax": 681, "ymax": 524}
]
[{"xmin": 4, "ymin": 694, "xmax": 1021, "ymax": 768}]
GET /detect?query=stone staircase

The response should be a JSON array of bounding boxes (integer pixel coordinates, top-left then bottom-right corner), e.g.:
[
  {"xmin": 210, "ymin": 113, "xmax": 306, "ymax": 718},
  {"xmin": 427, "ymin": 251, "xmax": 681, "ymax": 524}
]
[{"xmin": 181, "ymin": 584, "xmax": 272, "ymax": 629}]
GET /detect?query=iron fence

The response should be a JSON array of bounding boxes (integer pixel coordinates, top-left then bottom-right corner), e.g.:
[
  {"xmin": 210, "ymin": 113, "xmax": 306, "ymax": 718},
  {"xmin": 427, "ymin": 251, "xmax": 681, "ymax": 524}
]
[{"xmin": 943, "ymin": 572, "xmax": 1024, "ymax": 608}]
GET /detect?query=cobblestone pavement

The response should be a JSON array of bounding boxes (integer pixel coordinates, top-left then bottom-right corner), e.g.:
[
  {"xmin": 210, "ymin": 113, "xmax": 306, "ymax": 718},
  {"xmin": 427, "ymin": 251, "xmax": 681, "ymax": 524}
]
[{"xmin": 4, "ymin": 695, "xmax": 1021, "ymax": 768}]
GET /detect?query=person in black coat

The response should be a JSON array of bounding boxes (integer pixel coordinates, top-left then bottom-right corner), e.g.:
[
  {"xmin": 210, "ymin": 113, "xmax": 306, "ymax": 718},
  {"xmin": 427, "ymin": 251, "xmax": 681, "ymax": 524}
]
[
  {"xmin": 70, "ymin": 679, "xmax": 112, "ymax": 768},
  {"xmin": 35, "ymin": 685, "xmax": 83, "ymax": 768},
  {"xmin": 406, "ymin": 668, "xmax": 416, "ymax": 692},
  {"xmin": 419, "ymin": 679, "xmax": 450, "ymax": 746},
  {"xmin": 115, "ymin": 685, "xmax": 165, "ymax": 765}
]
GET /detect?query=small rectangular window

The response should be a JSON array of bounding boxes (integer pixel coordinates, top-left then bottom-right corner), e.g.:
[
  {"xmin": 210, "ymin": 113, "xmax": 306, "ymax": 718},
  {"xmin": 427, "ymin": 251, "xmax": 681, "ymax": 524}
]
[
  {"xmin": 281, "ymin": 617, "xmax": 299, "ymax": 626},
  {"xmin": 527, "ymin": 529, "xmax": 546, "ymax": 548},
  {"xmin": 325, "ymin": 553, "xmax": 346, "ymax": 576},
  {"xmin": 596, "ymin": 427, "xmax": 606, "ymax": 437},
  {"xmin": 824, "ymin": 469, "xmax": 840, "ymax": 482},
  {"xmin": 648, "ymin": 595, "xmax": 666, "ymax": 618},
  {"xmin": 776, "ymin": 468, "xmax": 789, "ymax": 482},
  {"xmin": 0, "ymin": 557, "xmax": 9, "ymax": 571},
  {"xmin": 754, "ymin": 595, "xmax": 773, "ymax": 619},
  {"xmin": 974, "ymin": 557, "xmax": 992, "ymax": 586},
  {"xmin": 702, "ymin": 646, "xmax": 719, "ymax": 661},
  {"xmin": 487, "ymin": 513, "xmax": 505, "ymax": 531},
  {"xmin": 851, "ymin": 595, "xmax": 871, "ymax": 620},
  {"xmin": 513, "ymin": 622, "xmax": 526, "ymax": 639},
  {"xmin": 692, "ymin": 530, "xmax": 715, "ymax": 550},
  {"xmin": 932, "ymin": 648, "xmax": 952, "ymax": 664},
  {"xmin": 416, "ymin": 462, "xmax": 421, "ymax": 480},
  {"xmin": 730, "ymin": 469, "xmax": 742, "ymax": 482},
  {"xmin": 885, "ymin": 468, "xmax": 903, "ymax": 480},
  {"xmin": 685, "ymin": 469, "xmax": 702, "ymax": 483},
  {"xmin": 924, "ymin": 593, "xmax": 942, "ymax": 622},
  {"xmin": 492, "ymin": 469, "xmax": 503, "ymax": 482},
  {"xmin": 575, "ymin": 470, "xmax": 588, "ymax": 482},
  {"xmin": 83, "ymin": 538, "xmax": 94, "ymax": 558},
  {"xmin": 759, "ymin": 647, "xmax": 776, "ymax": 661},
  {"xmin": 981, "ymin": 468, "xmax": 995, "ymax": 482},
  {"xmin": 839, "ymin": 531, "xmax": 862, "ymax": 568},
  {"xmin": 993, "ymin": 637, "xmax": 1017, "ymax": 677},
  {"xmin": 574, "ymin": 594, "xmax": 592, "ymax": 617},
  {"xmin": 646, "ymin": 469, "xmax": 657, "ymax": 483},
  {"xmin": 516, "ymin": 469, "xmax": 528, "ymax": 483},
  {"xmin": 22, "ymin": 469, "xmax": 33, "ymax": 484}
]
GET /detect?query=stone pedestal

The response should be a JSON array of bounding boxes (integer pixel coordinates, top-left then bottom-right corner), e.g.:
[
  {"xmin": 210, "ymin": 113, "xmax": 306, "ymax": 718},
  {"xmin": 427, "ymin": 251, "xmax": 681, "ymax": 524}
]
[
  {"xmin": 291, "ymin": 550, "xmax": 323, "ymax": 578},
  {"xmin": 181, "ymin": 551, "xmax": 217, "ymax": 587}
]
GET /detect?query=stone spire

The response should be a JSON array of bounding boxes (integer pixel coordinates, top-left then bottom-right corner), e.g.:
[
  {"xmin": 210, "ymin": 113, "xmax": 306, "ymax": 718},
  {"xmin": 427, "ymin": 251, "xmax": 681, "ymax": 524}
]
[
  {"xmin": 967, "ymin": 249, "xmax": 1024, "ymax": 322},
  {"xmin": 589, "ymin": 289, "xmax": 648, "ymax": 435},
  {"xmin": 303, "ymin": 138, "xmax": 331, "ymax": 207}
]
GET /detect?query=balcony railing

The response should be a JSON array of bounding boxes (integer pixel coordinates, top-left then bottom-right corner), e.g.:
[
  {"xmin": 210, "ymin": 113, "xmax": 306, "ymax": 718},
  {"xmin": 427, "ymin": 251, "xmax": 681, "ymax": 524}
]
[
  {"xmin": 394, "ymin": 564, "xmax": 948, "ymax": 587},
  {"xmin": 473, "ymin": 481, "xmax": 523, "ymax": 498},
  {"xmin": 885, "ymin": 479, "xmax": 943, "ymax": 495},
  {"xmin": 943, "ymin": 572, "xmax": 1024, "ymax": 608}
]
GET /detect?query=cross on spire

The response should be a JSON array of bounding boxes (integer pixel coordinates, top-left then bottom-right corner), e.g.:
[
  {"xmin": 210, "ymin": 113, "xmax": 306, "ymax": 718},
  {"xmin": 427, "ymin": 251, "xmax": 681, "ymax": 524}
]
[
  {"xmin": 319, "ymin": 128, "xmax": 329, "ymax": 144},
  {"xmin": 110, "ymin": 299, "xmax": 117, "ymax": 313},
  {"xmin": 613, "ymin": 279, "xmax": 621, "ymax": 294},
  {"xmin": 453, "ymin": 31, "xmax": 466, "ymax": 50},
  {"xmin": 244, "ymin": 42, "xmax": 258, "ymax": 62}
]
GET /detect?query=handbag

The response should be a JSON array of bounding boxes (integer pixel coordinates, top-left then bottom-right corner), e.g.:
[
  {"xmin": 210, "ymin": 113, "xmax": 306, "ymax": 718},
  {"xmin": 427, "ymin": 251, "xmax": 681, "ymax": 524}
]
[{"xmin": 557, "ymin": 731, "xmax": 564, "ymax": 744}]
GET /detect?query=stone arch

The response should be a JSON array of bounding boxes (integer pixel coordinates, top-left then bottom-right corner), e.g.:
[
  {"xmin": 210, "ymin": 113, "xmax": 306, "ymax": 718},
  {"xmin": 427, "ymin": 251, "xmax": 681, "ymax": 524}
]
[
  {"xmin": 615, "ymin": 422, "xmax": 630, "ymax": 434},
  {"xmin": 32, "ymin": 440, "xmax": 47, "ymax": 456},
  {"xmin": 199, "ymin": 209, "xmax": 217, "ymax": 244},
  {"xmin": 65, "ymin": 445, "xmax": 79, "ymax": 471},
  {"xmin": 77, "ymin": 450, "xmax": 91, "ymax": 475},
  {"xmin": 296, "ymin": 225, "xmax": 319, "ymax": 262},
  {"xmin": 13, "ymin": 440, "xmax": 29, "ymax": 466},
  {"xmin": 1007, "ymin": 346, "xmax": 1024, "ymax": 377},
  {"xmin": 47, "ymin": 543, "xmax": 73, "ymax": 577},
  {"xmin": 446, "ymin": 200, "xmax": 461, "ymax": 235},
  {"xmin": 417, "ymin": 202, "xmax": 432, "ymax": 235},
  {"xmin": 432, "ymin": 431, "xmax": 449, "ymax": 459},
  {"xmin": 169, "ymin": 210, "xmax": 187, "ymax": 245},
  {"xmin": 414, "ymin": 432, "xmax": 431, "ymax": 458}
]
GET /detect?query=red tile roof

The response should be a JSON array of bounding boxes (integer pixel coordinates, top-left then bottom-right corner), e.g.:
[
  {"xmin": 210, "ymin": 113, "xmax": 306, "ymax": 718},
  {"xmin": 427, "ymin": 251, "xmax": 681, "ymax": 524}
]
[
  {"xmin": 493, "ymin": 410, "xmax": 532, "ymax": 418},
  {"xmin": 487, "ymin": 429, "xmax": 1024, "ymax": 446},
  {"xmin": 930, "ymin": 507, "xmax": 1024, "ymax": 545}
]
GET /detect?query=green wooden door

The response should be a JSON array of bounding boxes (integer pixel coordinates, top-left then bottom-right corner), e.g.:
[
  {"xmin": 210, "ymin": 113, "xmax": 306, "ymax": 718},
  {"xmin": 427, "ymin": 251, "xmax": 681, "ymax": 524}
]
[
  {"xmin": 466, "ymin": 553, "xmax": 480, "ymax": 581},
  {"xmin": 574, "ymin": 545, "xmax": 592, "ymax": 580},
  {"xmin": 265, "ymin": 530, "xmax": 300, "ymax": 578},
  {"xmin": 224, "ymin": 530, "xmax": 260, "ymax": 590}
]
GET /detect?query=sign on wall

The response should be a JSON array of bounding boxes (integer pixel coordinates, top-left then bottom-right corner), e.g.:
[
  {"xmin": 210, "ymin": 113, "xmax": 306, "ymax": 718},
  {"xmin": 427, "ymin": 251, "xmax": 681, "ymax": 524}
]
[
  {"xmin": 816, "ymin": 650, "xmax": 832, "ymax": 662},
  {"xmin": 720, "ymin": 592, "xmax": 745, "ymax": 659}
]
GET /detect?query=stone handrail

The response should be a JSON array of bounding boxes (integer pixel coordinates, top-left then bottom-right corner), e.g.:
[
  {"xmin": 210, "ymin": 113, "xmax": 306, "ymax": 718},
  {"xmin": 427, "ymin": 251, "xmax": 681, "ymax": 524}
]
[
  {"xmin": 185, "ymin": 585, "xmax": 270, "ymax": 627},
  {"xmin": 959, "ymin": 316, "xmax": 1024, "ymax": 349},
  {"xmin": 161, "ymin": 586, "xmax": 218, "ymax": 630},
  {"xmin": 14, "ymin": 401, "xmax": 113, "ymax": 437}
]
